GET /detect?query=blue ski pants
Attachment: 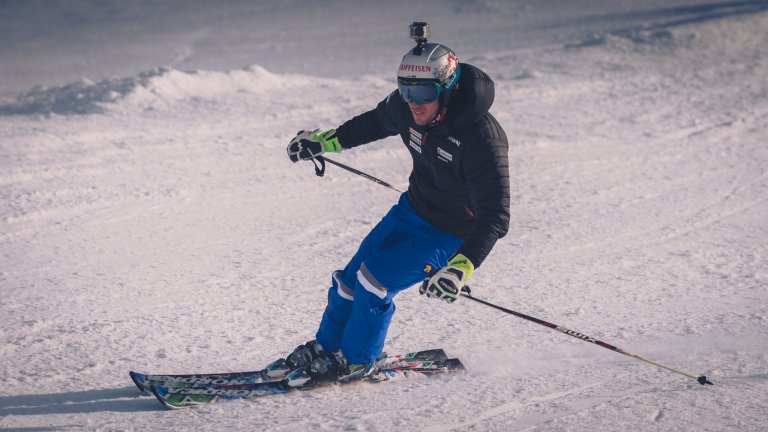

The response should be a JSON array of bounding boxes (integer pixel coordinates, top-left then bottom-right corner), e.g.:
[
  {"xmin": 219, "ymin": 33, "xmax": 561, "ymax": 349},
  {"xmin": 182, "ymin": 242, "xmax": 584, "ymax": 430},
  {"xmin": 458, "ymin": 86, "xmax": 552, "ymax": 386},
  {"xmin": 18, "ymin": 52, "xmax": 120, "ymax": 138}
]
[{"xmin": 315, "ymin": 193, "xmax": 463, "ymax": 364}]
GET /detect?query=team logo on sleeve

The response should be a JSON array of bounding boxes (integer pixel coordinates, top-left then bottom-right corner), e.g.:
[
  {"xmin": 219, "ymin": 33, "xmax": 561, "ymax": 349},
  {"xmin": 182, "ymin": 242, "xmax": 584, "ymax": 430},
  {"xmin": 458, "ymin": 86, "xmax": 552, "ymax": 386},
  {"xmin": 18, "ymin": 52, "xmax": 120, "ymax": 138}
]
[
  {"xmin": 437, "ymin": 147, "xmax": 453, "ymax": 163},
  {"xmin": 409, "ymin": 127, "xmax": 423, "ymax": 154}
]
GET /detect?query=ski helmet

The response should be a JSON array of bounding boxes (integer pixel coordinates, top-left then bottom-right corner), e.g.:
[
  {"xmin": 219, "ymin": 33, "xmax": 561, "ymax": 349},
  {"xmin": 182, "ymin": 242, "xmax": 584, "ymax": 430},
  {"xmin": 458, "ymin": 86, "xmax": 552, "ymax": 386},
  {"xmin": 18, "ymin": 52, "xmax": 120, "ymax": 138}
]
[{"xmin": 397, "ymin": 42, "xmax": 461, "ymax": 106}]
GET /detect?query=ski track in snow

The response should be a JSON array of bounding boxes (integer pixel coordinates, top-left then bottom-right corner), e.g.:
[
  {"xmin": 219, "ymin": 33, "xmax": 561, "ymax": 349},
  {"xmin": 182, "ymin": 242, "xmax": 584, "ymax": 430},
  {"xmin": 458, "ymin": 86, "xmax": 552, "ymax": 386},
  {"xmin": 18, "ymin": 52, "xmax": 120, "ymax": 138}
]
[{"xmin": 1, "ymin": 1, "xmax": 768, "ymax": 431}]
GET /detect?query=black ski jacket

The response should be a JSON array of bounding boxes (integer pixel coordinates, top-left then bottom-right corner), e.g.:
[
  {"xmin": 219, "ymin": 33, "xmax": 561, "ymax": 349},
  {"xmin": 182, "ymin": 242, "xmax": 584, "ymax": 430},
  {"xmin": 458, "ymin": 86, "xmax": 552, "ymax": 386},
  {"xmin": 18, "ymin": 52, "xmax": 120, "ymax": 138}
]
[{"xmin": 335, "ymin": 63, "xmax": 510, "ymax": 267}]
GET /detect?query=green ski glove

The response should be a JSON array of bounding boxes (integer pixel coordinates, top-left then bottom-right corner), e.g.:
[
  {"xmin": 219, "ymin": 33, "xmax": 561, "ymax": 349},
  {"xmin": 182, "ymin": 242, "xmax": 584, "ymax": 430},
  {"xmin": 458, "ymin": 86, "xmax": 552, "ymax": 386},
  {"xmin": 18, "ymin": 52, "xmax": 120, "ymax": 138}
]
[
  {"xmin": 287, "ymin": 129, "xmax": 342, "ymax": 162},
  {"xmin": 420, "ymin": 254, "xmax": 475, "ymax": 303}
]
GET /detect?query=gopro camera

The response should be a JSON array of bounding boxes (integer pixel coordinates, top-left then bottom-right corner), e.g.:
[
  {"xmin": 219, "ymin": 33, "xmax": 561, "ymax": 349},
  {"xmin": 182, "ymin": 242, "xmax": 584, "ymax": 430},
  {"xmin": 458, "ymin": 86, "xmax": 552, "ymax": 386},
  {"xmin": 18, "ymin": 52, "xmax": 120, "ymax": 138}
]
[{"xmin": 409, "ymin": 22, "xmax": 429, "ymax": 54}]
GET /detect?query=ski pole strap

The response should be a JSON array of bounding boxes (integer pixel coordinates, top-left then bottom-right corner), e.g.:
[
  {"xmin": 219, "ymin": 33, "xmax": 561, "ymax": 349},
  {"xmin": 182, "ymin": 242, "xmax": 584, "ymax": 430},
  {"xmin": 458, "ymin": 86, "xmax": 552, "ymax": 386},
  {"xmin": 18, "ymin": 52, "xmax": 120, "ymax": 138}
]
[{"xmin": 312, "ymin": 156, "xmax": 327, "ymax": 177}]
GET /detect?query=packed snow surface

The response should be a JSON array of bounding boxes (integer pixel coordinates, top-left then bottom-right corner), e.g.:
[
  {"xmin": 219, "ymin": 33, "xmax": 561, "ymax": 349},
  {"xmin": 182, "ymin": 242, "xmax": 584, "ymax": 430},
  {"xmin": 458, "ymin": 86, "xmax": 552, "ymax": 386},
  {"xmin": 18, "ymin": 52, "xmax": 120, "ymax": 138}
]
[{"xmin": 1, "ymin": 1, "xmax": 767, "ymax": 430}]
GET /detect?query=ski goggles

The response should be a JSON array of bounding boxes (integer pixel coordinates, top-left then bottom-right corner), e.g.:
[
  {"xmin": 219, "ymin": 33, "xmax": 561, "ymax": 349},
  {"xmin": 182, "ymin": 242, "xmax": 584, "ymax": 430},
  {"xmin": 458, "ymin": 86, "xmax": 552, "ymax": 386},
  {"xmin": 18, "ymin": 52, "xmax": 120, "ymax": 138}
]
[{"xmin": 398, "ymin": 80, "xmax": 442, "ymax": 105}]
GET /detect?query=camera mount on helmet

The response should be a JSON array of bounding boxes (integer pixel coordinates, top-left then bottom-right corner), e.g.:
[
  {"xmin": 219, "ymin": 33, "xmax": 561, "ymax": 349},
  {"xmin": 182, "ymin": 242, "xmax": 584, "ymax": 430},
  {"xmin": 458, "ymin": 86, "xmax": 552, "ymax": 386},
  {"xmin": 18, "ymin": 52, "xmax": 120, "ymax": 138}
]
[{"xmin": 409, "ymin": 22, "xmax": 429, "ymax": 55}]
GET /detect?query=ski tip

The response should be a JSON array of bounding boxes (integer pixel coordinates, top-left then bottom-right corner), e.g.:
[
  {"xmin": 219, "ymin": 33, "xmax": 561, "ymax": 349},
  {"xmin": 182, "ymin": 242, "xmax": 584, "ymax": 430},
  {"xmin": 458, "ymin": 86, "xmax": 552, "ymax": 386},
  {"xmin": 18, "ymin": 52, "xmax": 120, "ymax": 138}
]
[
  {"xmin": 444, "ymin": 358, "xmax": 466, "ymax": 371},
  {"xmin": 129, "ymin": 371, "xmax": 151, "ymax": 395},
  {"xmin": 149, "ymin": 385, "xmax": 183, "ymax": 410},
  {"xmin": 697, "ymin": 375, "xmax": 714, "ymax": 386},
  {"xmin": 150, "ymin": 384, "xmax": 168, "ymax": 397}
]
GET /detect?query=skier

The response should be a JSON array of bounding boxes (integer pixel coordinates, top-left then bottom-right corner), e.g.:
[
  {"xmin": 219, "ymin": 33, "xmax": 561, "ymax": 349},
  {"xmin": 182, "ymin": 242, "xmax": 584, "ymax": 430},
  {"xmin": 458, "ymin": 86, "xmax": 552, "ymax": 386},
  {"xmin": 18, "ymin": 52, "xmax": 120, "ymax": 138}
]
[{"xmin": 285, "ymin": 24, "xmax": 510, "ymax": 381}]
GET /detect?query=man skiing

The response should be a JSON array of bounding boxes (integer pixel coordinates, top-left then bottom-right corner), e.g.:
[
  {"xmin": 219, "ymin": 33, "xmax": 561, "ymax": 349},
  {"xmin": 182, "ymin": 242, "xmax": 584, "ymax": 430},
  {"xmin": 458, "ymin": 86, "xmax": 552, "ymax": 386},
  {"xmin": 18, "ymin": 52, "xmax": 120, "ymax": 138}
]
[{"xmin": 285, "ymin": 23, "xmax": 510, "ymax": 381}]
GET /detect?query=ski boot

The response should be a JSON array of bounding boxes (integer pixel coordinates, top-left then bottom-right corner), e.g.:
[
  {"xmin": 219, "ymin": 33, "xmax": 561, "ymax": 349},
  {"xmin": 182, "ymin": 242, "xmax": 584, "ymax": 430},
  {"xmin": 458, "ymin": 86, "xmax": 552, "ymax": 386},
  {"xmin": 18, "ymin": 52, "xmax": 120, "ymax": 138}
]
[
  {"xmin": 285, "ymin": 340, "xmax": 326, "ymax": 369},
  {"xmin": 285, "ymin": 341, "xmax": 366, "ymax": 384},
  {"xmin": 308, "ymin": 348, "xmax": 352, "ymax": 382}
]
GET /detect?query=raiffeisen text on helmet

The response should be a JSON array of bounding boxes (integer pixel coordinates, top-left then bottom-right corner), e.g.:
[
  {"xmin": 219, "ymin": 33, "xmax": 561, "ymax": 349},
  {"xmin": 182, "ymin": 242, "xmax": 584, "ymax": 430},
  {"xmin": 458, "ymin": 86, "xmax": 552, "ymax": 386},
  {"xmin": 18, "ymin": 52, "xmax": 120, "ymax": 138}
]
[
  {"xmin": 400, "ymin": 64, "xmax": 432, "ymax": 72},
  {"xmin": 399, "ymin": 63, "xmax": 433, "ymax": 79}
]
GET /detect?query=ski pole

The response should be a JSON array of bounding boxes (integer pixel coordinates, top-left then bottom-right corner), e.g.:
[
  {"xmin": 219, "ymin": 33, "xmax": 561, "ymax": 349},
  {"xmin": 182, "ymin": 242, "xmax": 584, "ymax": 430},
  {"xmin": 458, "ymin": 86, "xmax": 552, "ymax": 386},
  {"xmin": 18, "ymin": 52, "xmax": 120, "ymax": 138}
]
[
  {"xmin": 460, "ymin": 287, "xmax": 713, "ymax": 386},
  {"xmin": 311, "ymin": 156, "xmax": 405, "ymax": 194},
  {"xmin": 311, "ymin": 155, "xmax": 711, "ymax": 386}
]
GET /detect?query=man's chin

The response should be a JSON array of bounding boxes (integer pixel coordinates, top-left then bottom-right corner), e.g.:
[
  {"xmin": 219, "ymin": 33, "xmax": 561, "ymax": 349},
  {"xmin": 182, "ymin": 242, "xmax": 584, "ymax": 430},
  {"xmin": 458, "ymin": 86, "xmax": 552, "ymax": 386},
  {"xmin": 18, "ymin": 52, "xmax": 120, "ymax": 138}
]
[{"xmin": 412, "ymin": 113, "xmax": 433, "ymax": 126}]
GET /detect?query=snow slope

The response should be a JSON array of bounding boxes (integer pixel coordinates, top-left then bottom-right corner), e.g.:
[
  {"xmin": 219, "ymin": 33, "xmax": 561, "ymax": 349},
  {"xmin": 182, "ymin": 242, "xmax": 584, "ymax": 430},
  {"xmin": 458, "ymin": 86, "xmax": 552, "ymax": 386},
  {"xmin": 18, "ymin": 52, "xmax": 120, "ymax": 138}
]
[{"xmin": 1, "ymin": 1, "xmax": 767, "ymax": 430}]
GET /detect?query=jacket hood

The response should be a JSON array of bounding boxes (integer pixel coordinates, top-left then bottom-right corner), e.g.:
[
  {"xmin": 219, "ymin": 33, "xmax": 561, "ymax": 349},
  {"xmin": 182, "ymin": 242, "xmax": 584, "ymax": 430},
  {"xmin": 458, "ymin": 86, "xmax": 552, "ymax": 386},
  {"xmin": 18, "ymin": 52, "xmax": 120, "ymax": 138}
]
[{"xmin": 445, "ymin": 63, "xmax": 495, "ymax": 129}]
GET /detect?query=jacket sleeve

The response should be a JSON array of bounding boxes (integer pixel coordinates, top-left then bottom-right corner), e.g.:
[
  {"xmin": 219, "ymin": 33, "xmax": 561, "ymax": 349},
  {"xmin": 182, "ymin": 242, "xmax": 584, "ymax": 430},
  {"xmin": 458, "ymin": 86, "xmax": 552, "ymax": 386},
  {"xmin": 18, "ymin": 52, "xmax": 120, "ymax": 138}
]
[
  {"xmin": 455, "ymin": 122, "xmax": 510, "ymax": 268},
  {"xmin": 335, "ymin": 91, "xmax": 403, "ymax": 149}
]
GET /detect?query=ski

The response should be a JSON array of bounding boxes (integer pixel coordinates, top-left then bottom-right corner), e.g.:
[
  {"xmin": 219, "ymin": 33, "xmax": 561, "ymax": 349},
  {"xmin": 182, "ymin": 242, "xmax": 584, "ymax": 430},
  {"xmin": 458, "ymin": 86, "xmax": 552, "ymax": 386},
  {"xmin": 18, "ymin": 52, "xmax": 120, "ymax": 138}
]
[
  {"xmin": 130, "ymin": 348, "xmax": 447, "ymax": 395},
  {"xmin": 150, "ymin": 357, "xmax": 465, "ymax": 409},
  {"xmin": 129, "ymin": 358, "xmax": 291, "ymax": 396}
]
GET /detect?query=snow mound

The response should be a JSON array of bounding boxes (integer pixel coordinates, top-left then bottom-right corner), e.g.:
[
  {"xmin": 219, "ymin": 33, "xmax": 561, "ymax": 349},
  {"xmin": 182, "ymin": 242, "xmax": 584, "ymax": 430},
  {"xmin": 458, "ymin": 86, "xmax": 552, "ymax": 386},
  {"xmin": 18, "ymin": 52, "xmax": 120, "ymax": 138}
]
[
  {"xmin": 566, "ymin": 1, "xmax": 768, "ymax": 51},
  {"xmin": 0, "ymin": 65, "xmax": 290, "ymax": 116},
  {"xmin": 567, "ymin": 27, "xmax": 684, "ymax": 51}
]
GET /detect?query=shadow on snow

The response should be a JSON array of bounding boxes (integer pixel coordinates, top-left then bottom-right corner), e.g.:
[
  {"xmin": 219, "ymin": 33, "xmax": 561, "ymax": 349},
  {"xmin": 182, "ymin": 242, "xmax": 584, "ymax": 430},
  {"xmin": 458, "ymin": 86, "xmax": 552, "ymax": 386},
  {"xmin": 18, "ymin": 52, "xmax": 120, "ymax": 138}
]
[{"xmin": 0, "ymin": 386, "xmax": 163, "ymax": 415}]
